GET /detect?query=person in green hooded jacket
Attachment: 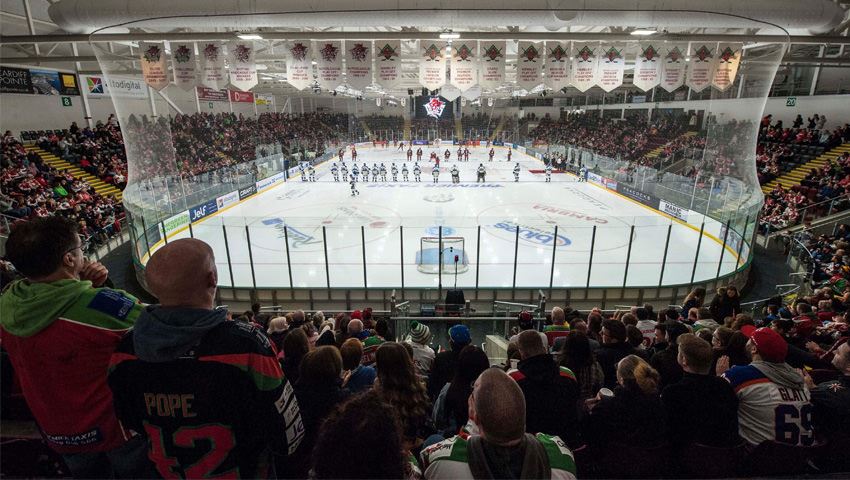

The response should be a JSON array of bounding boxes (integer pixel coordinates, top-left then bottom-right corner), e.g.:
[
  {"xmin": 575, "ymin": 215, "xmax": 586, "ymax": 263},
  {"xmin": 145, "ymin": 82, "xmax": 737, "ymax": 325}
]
[{"xmin": 0, "ymin": 216, "xmax": 152, "ymax": 478}]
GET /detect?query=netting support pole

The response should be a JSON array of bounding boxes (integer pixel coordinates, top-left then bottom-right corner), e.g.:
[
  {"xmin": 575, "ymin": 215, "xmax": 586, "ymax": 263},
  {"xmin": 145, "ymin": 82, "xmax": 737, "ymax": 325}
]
[
  {"xmin": 475, "ymin": 226, "xmax": 481, "ymax": 289},
  {"xmin": 222, "ymin": 225, "xmax": 235, "ymax": 288},
  {"xmin": 322, "ymin": 226, "xmax": 330, "ymax": 289},
  {"xmin": 361, "ymin": 226, "xmax": 368, "ymax": 288},
  {"xmin": 658, "ymin": 224, "xmax": 672, "ymax": 287},
  {"xmin": 716, "ymin": 220, "xmax": 731, "ymax": 280},
  {"xmin": 622, "ymin": 225, "xmax": 635, "ymax": 288},
  {"xmin": 400, "ymin": 226, "xmax": 405, "ymax": 290},
  {"xmin": 512, "ymin": 226, "xmax": 520, "ymax": 289},
  {"xmin": 549, "ymin": 225, "xmax": 558, "ymax": 293},
  {"xmin": 245, "ymin": 226, "xmax": 257, "ymax": 289},
  {"xmin": 690, "ymin": 223, "xmax": 706, "ymax": 286},
  {"xmin": 438, "ymin": 226, "xmax": 443, "ymax": 300},
  {"xmin": 283, "ymin": 226, "xmax": 294, "ymax": 288},
  {"xmin": 586, "ymin": 226, "xmax": 597, "ymax": 289}
]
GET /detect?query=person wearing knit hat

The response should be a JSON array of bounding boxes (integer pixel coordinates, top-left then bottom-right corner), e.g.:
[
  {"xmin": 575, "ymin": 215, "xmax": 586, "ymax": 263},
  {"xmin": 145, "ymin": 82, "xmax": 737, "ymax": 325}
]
[
  {"xmin": 427, "ymin": 325, "xmax": 473, "ymax": 400},
  {"xmin": 406, "ymin": 321, "xmax": 435, "ymax": 379},
  {"xmin": 508, "ymin": 311, "xmax": 548, "ymax": 348},
  {"xmin": 721, "ymin": 327, "xmax": 815, "ymax": 446}
]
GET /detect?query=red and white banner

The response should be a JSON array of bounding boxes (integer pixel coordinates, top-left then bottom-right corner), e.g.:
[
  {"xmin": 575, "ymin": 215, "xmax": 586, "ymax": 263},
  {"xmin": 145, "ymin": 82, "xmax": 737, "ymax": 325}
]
[
  {"xmin": 712, "ymin": 43, "xmax": 742, "ymax": 92},
  {"xmin": 418, "ymin": 40, "xmax": 447, "ymax": 91},
  {"xmin": 544, "ymin": 41, "xmax": 570, "ymax": 91},
  {"xmin": 286, "ymin": 41, "xmax": 312, "ymax": 91},
  {"xmin": 199, "ymin": 42, "xmax": 226, "ymax": 89},
  {"xmin": 450, "ymin": 41, "xmax": 478, "ymax": 92},
  {"xmin": 229, "ymin": 90, "xmax": 254, "ymax": 103},
  {"xmin": 479, "ymin": 41, "xmax": 505, "ymax": 90},
  {"xmin": 196, "ymin": 86, "xmax": 228, "ymax": 102},
  {"xmin": 139, "ymin": 42, "xmax": 169, "ymax": 91},
  {"xmin": 687, "ymin": 43, "xmax": 716, "ymax": 93},
  {"xmin": 516, "ymin": 41, "xmax": 543, "ymax": 91},
  {"xmin": 345, "ymin": 41, "xmax": 373, "ymax": 91},
  {"xmin": 228, "ymin": 41, "xmax": 257, "ymax": 91},
  {"xmin": 171, "ymin": 42, "xmax": 197, "ymax": 91},
  {"xmin": 659, "ymin": 43, "xmax": 687, "ymax": 92},
  {"xmin": 570, "ymin": 42, "xmax": 598, "ymax": 92},
  {"xmin": 315, "ymin": 41, "xmax": 343, "ymax": 90},
  {"xmin": 596, "ymin": 44, "xmax": 625, "ymax": 92},
  {"xmin": 375, "ymin": 40, "xmax": 402, "ymax": 90},
  {"xmin": 633, "ymin": 43, "xmax": 662, "ymax": 92}
]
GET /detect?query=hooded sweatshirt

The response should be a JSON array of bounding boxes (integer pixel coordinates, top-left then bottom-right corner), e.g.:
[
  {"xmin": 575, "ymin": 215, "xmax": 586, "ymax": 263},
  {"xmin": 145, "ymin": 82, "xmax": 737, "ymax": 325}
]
[
  {"xmin": 723, "ymin": 360, "xmax": 813, "ymax": 446},
  {"xmin": 0, "ymin": 279, "xmax": 142, "ymax": 453}
]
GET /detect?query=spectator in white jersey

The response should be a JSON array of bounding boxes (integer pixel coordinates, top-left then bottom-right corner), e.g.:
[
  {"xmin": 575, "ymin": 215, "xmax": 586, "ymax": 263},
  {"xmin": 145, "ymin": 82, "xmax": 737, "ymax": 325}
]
[{"xmin": 721, "ymin": 327, "xmax": 815, "ymax": 446}]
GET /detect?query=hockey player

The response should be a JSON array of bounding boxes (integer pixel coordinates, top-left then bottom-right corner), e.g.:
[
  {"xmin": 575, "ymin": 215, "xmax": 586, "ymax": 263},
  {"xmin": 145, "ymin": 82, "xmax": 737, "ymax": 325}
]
[
  {"xmin": 402, "ymin": 163, "xmax": 409, "ymax": 182},
  {"xmin": 477, "ymin": 163, "xmax": 486, "ymax": 183},
  {"xmin": 486, "ymin": 139, "xmax": 491, "ymax": 149},
  {"xmin": 349, "ymin": 172, "xmax": 360, "ymax": 196},
  {"xmin": 331, "ymin": 162, "xmax": 339, "ymax": 182},
  {"xmin": 379, "ymin": 163, "xmax": 387, "ymax": 182},
  {"xmin": 391, "ymin": 163, "xmax": 399, "ymax": 182},
  {"xmin": 351, "ymin": 146, "xmax": 358, "ymax": 161},
  {"xmin": 308, "ymin": 164, "xmax": 316, "ymax": 182},
  {"xmin": 414, "ymin": 163, "xmax": 422, "ymax": 182},
  {"xmin": 299, "ymin": 162, "xmax": 307, "ymax": 182},
  {"xmin": 371, "ymin": 163, "xmax": 379, "ymax": 183},
  {"xmin": 579, "ymin": 165, "xmax": 587, "ymax": 182},
  {"xmin": 361, "ymin": 162, "xmax": 369, "ymax": 182},
  {"xmin": 431, "ymin": 151, "xmax": 440, "ymax": 168},
  {"xmin": 444, "ymin": 149, "xmax": 451, "ymax": 161},
  {"xmin": 351, "ymin": 164, "xmax": 359, "ymax": 182},
  {"xmin": 340, "ymin": 162, "xmax": 348, "ymax": 179},
  {"xmin": 338, "ymin": 147, "xmax": 345, "ymax": 161},
  {"xmin": 488, "ymin": 148, "xmax": 495, "ymax": 162},
  {"xmin": 464, "ymin": 148, "xmax": 470, "ymax": 162},
  {"xmin": 397, "ymin": 141, "xmax": 405, "ymax": 151},
  {"xmin": 513, "ymin": 162, "xmax": 521, "ymax": 182},
  {"xmin": 407, "ymin": 147, "xmax": 413, "ymax": 161},
  {"xmin": 457, "ymin": 146, "xmax": 463, "ymax": 160},
  {"xmin": 507, "ymin": 149, "xmax": 512, "ymax": 162},
  {"xmin": 451, "ymin": 165, "xmax": 460, "ymax": 184},
  {"xmin": 544, "ymin": 162, "xmax": 552, "ymax": 182},
  {"xmin": 432, "ymin": 164, "xmax": 440, "ymax": 183},
  {"xmin": 416, "ymin": 147, "xmax": 423, "ymax": 161}
]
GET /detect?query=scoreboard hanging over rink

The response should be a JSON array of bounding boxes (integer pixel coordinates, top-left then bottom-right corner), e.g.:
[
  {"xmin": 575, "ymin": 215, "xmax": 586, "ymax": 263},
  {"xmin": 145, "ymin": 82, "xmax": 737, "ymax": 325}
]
[{"xmin": 415, "ymin": 95, "xmax": 453, "ymax": 119}]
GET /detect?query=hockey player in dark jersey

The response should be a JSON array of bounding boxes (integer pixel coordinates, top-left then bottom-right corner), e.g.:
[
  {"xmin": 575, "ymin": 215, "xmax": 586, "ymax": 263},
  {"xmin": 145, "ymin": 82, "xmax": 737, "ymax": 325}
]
[
  {"xmin": 108, "ymin": 239, "xmax": 304, "ymax": 479},
  {"xmin": 417, "ymin": 147, "xmax": 423, "ymax": 161}
]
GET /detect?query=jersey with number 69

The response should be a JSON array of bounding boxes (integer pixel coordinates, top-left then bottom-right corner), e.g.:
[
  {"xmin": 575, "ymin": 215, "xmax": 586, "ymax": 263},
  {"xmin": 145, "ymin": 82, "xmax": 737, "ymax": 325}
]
[
  {"xmin": 108, "ymin": 320, "xmax": 304, "ymax": 479},
  {"xmin": 723, "ymin": 364, "xmax": 814, "ymax": 446}
]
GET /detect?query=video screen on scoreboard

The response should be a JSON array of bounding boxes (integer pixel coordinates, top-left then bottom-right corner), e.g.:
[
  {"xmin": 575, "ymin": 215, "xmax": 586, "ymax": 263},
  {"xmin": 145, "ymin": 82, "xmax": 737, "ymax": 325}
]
[{"xmin": 414, "ymin": 95, "xmax": 454, "ymax": 119}]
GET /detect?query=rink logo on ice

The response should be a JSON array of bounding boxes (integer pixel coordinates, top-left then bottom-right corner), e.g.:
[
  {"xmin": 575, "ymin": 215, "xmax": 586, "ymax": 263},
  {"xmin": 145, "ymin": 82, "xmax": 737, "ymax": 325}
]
[
  {"xmin": 425, "ymin": 226, "xmax": 456, "ymax": 236},
  {"xmin": 492, "ymin": 221, "xmax": 571, "ymax": 246},
  {"xmin": 190, "ymin": 200, "xmax": 218, "ymax": 222},
  {"xmin": 531, "ymin": 204, "xmax": 608, "ymax": 224},
  {"xmin": 261, "ymin": 218, "xmax": 323, "ymax": 248}
]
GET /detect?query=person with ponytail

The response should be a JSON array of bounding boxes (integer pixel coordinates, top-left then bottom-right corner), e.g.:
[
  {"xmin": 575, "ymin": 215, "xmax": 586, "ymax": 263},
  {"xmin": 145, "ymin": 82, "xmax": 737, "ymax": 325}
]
[{"xmin": 581, "ymin": 354, "xmax": 668, "ymax": 448}]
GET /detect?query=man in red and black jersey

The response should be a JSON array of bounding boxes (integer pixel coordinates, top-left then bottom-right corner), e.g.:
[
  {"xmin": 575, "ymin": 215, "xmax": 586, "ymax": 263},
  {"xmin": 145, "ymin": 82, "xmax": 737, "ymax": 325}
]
[{"xmin": 108, "ymin": 239, "xmax": 304, "ymax": 479}]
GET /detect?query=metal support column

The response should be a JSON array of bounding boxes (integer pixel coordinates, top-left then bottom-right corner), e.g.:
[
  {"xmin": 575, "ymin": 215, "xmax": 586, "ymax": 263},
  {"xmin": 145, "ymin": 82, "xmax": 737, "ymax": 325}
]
[
  {"xmin": 399, "ymin": 225, "xmax": 405, "ymax": 289},
  {"xmin": 716, "ymin": 220, "xmax": 731, "ymax": 279},
  {"xmin": 222, "ymin": 225, "xmax": 235, "ymax": 287},
  {"xmin": 361, "ymin": 226, "xmax": 368, "ymax": 288},
  {"xmin": 549, "ymin": 226, "xmax": 558, "ymax": 291},
  {"xmin": 690, "ymin": 223, "xmax": 706, "ymax": 285},
  {"xmin": 475, "ymin": 225, "xmax": 481, "ymax": 288},
  {"xmin": 622, "ymin": 225, "xmax": 635, "ymax": 288},
  {"xmin": 586, "ymin": 226, "xmax": 597, "ymax": 288},
  {"xmin": 245, "ymin": 226, "xmax": 257, "ymax": 289}
]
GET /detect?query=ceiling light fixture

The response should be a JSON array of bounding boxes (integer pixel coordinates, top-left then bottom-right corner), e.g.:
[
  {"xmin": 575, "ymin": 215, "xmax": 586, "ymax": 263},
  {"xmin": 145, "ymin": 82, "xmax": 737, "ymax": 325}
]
[
  {"xmin": 237, "ymin": 33, "xmax": 263, "ymax": 40},
  {"xmin": 630, "ymin": 29, "xmax": 657, "ymax": 36},
  {"xmin": 439, "ymin": 31, "xmax": 461, "ymax": 39}
]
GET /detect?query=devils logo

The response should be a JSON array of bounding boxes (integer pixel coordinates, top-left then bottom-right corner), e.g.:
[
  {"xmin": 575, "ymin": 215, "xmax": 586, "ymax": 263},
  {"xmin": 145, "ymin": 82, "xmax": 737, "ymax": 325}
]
[
  {"xmin": 548, "ymin": 44, "xmax": 568, "ymax": 63},
  {"xmin": 203, "ymin": 43, "xmax": 220, "ymax": 61},
  {"xmin": 483, "ymin": 44, "xmax": 503, "ymax": 62},
  {"xmin": 455, "ymin": 44, "xmax": 473, "ymax": 61},
  {"xmin": 349, "ymin": 43, "xmax": 368, "ymax": 62},
  {"xmin": 641, "ymin": 45, "xmax": 658, "ymax": 62},
  {"xmin": 521, "ymin": 44, "xmax": 540, "ymax": 62},
  {"xmin": 378, "ymin": 43, "xmax": 399, "ymax": 61},
  {"xmin": 233, "ymin": 44, "xmax": 252, "ymax": 63},
  {"xmin": 320, "ymin": 43, "xmax": 339, "ymax": 62},
  {"xmin": 424, "ymin": 43, "xmax": 442, "ymax": 61},
  {"xmin": 290, "ymin": 43, "xmax": 308, "ymax": 62},
  {"xmin": 665, "ymin": 46, "xmax": 683, "ymax": 63},
  {"xmin": 143, "ymin": 45, "xmax": 162, "ymax": 63},
  {"xmin": 604, "ymin": 47, "xmax": 622, "ymax": 63},
  {"xmin": 718, "ymin": 46, "xmax": 736, "ymax": 63},
  {"xmin": 694, "ymin": 45, "xmax": 713, "ymax": 62},
  {"xmin": 174, "ymin": 45, "xmax": 191, "ymax": 63},
  {"xmin": 577, "ymin": 45, "xmax": 594, "ymax": 62}
]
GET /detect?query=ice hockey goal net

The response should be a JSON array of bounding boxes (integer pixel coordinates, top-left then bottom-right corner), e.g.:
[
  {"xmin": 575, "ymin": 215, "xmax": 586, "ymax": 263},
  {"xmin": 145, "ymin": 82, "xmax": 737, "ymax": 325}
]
[{"xmin": 417, "ymin": 236, "xmax": 469, "ymax": 274}]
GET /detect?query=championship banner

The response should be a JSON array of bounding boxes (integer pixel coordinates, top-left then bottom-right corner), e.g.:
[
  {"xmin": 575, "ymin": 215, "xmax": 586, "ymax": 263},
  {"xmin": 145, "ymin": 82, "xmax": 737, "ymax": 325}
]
[
  {"xmin": 228, "ymin": 41, "xmax": 258, "ymax": 91},
  {"xmin": 346, "ymin": 41, "xmax": 373, "ymax": 91},
  {"xmin": 199, "ymin": 42, "xmax": 226, "ymax": 89},
  {"xmin": 139, "ymin": 42, "xmax": 169, "ymax": 91},
  {"xmin": 479, "ymin": 41, "xmax": 505, "ymax": 90},
  {"xmin": 712, "ymin": 43, "xmax": 742, "ymax": 92},
  {"xmin": 375, "ymin": 40, "xmax": 402, "ymax": 90},
  {"xmin": 418, "ymin": 40, "xmax": 447, "ymax": 91},
  {"xmin": 686, "ymin": 43, "xmax": 716, "ymax": 93},
  {"xmin": 659, "ymin": 43, "xmax": 686, "ymax": 92},
  {"xmin": 171, "ymin": 42, "xmax": 197, "ymax": 91},
  {"xmin": 544, "ymin": 41, "xmax": 570, "ymax": 91},
  {"xmin": 633, "ymin": 43, "xmax": 661, "ymax": 92},
  {"xmin": 516, "ymin": 41, "xmax": 543, "ymax": 91},
  {"xmin": 596, "ymin": 44, "xmax": 625, "ymax": 92},
  {"xmin": 570, "ymin": 42, "xmax": 598, "ymax": 92},
  {"xmin": 315, "ymin": 41, "xmax": 343, "ymax": 90},
  {"xmin": 286, "ymin": 41, "xmax": 312, "ymax": 91},
  {"xmin": 450, "ymin": 41, "xmax": 478, "ymax": 92}
]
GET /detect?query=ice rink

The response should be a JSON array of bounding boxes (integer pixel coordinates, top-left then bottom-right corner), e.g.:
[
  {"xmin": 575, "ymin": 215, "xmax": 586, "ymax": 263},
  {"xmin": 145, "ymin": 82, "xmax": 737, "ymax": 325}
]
[{"xmin": 160, "ymin": 145, "xmax": 740, "ymax": 289}]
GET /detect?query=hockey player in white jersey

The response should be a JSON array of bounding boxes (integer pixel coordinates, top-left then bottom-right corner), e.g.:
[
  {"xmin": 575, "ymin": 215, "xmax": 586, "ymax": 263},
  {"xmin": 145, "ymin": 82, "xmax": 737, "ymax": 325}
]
[
  {"xmin": 308, "ymin": 164, "xmax": 316, "ymax": 182},
  {"xmin": 331, "ymin": 162, "xmax": 339, "ymax": 182},
  {"xmin": 578, "ymin": 165, "xmax": 587, "ymax": 182},
  {"xmin": 391, "ymin": 163, "xmax": 399, "ymax": 182},
  {"xmin": 545, "ymin": 162, "xmax": 552, "ymax": 182},
  {"xmin": 414, "ymin": 163, "xmax": 422, "ymax": 182},
  {"xmin": 513, "ymin": 162, "xmax": 521, "ymax": 182},
  {"xmin": 451, "ymin": 165, "xmax": 460, "ymax": 184},
  {"xmin": 379, "ymin": 163, "xmax": 388, "ymax": 182},
  {"xmin": 361, "ymin": 163, "xmax": 369, "ymax": 182},
  {"xmin": 349, "ymin": 173, "xmax": 360, "ymax": 196},
  {"xmin": 299, "ymin": 162, "xmax": 307, "ymax": 182},
  {"xmin": 351, "ymin": 164, "xmax": 359, "ymax": 181},
  {"xmin": 340, "ymin": 162, "xmax": 348, "ymax": 179},
  {"xmin": 371, "ymin": 164, "xmax": 380, "ymax": 183},
  {"xmin": 477, "ymin": 163, "xmax": 486, "ymax": 183},
  {"xmin": 432, "ymin": 165, "xmax": 440, "ymax": 183},
  {"xmin": 401, "ymin": 163, "xmax": 409, "ymax": 182}
]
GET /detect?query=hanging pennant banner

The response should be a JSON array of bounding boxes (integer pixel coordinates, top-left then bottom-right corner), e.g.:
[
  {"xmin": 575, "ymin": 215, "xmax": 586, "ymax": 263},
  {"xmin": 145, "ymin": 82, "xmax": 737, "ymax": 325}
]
[
  {"xmin": 712, "ymin": 43, "xmax": 742, "ymax": 91},
  {"xmin": 479, "ymin": 41, "xmax": 505, "ymax": 90},
  {"xmin": 544, "ymin": 41, "xmax": 570, "ymax": 92},
  {"xmin": 660, "ymin": 43, "xmax": 687, "ymax": 92},
  {"xmin": 687, "ymin": 43, "xmax": 716, "ymax": 93},
  {"xmin": 139, "ymin": 42, "xmax": 169, "ymax": 91},
  {"xmin": 286, "ymin": 41, "xmax": 312, "ymax": 91},
  {"xmin": 346, "ymin": 41, "xmax": 373, "ymax": 91},
  {"xmin": 450, "ymin": 41, "xmax": 478, "ymax": 92},
  {"xmin": 461, "ymin": 85, "xmax": 482, "ymax": 100},
  {"xmin": 516, "ymin": 41, "xmax": 543, "ymax": 92},
  {"xmin": 570, "ymin": 42, "xmax": 598, "ymax": 92},
  {"xmin": 171, "ymin": 42, "xmax": 197, "ymax": 91},
  {"xmin": 228, "ymin": 41, "xmax": 258, "ymax": 91},
  {"xmin": 633, "ymin": 43, "xmax": 662, "ymax": 92},
  {"xmin": 419, "ymin": 40, "xmax": 447, "ymax": 91},
  {"xmin": 440, "ymin": 84, "xmax": 461, "ymax": 102},
  {"xmin": 596, "ymin": 44, "xmax": 625, "ymax": 92},
  {"xmin": 375, "ymin": 40, "xmax": 402, "ymax": 90},
  {"xmin": 199, "ymin": 42, "xmax": 226, "ymax": 89},
  {"xmin": 315, "ymin": 41, "xmax": 343, "ymax": 90}
]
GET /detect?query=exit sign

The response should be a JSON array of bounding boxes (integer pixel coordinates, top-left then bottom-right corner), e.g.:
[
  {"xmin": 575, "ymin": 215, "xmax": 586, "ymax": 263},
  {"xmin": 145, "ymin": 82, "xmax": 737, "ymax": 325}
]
[
  {"xmin": 61, "ymin": 96, "xmax": 72, "ymax": 107},
  {"xmin": 786, "ymin": 97, "xmax": 797, "ymax": 107}
]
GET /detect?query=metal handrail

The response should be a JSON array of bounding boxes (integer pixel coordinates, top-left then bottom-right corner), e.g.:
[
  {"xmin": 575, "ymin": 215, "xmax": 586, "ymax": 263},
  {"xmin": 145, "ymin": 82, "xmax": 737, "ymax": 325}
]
[{"xmin": 764, "ymin": 192, "xmax": 850, "ymax": 236}]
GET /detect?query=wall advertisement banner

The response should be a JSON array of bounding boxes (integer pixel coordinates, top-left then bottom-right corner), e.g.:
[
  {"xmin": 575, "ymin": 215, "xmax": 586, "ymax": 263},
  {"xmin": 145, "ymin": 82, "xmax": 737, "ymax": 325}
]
[
  {"xmin": 196, "ymin": 86, "xmax": 228, "ymax": 102},
  {"xmin": 257, "ymin": 172, "xmax": 286, "ymax": 190},
  {"xmin": 229, "ymin": 90, "xmax": 255, "ymax": 103},
  {"xmin": 616, "ymin": 183, "xmax": 660, "ymax": 209},
  {"xmin": 216, "ymin": 190, "xmax": 238, "ymax": 210},
  {"xmin": 659, "ymin": 199, "xmax": 688, "ymax": 221},
  {"xmin": 0, "ymin": 66, "xmax": 33, "ymax": 93},
  {"xmin": 82, "ymin": 75, "xmax": 148, "ymax": 99},
  {"xmin": 189, "ymin": 199, "xmax": 218, "ymax": 223},
  {"xmin": 239, "ymin": 184, "xmax": 257, "ymax": 200},
  {"xmin": 160, "ymin": 210, "xmax": 190, "ymax": 237}
]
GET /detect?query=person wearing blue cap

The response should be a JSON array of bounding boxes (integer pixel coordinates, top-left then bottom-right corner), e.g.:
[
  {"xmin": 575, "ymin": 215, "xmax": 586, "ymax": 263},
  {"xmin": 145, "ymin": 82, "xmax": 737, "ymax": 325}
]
[{"xmin": 428, "ymin": 324, "xmax": 472, "ymax": 401}]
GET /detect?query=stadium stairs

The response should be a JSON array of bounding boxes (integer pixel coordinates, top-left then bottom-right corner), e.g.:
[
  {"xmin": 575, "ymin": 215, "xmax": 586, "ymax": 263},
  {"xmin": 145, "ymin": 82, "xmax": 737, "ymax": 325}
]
[
  {"xmin": 643, "ymin": 131, "xmax": 698, "ymax": 162},
  {"xmin": 24, "ymin": 145, "xmax": 123, "ymax": 201},
  {"xmin": 489, "ymin": 115, "xmax": 507, "ymax": 142},
  {"xmin": 761, "ymin": 142, "xmax": 850, "ymax": 194},
  {"xmin": 403, "ymin": 116, "xmax": 412, "ymax": 140},
  {"xmin": 455, "ymin": 117, "xmax": 463, "ymax": 141}
]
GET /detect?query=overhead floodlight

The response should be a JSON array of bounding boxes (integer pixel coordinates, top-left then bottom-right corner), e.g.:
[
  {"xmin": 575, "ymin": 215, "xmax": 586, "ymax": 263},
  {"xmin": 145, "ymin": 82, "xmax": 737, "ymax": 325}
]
[
  {"xmin": 630, "ymin": 29, "xmax": 657, "ymax": 36},
  {"xmin": 440, "ymin": 31, "xmax": 461, "ymax": 39},
  {"xmin": 237, "ymin": 33, "xmax": 264, "ymax": 40}
]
